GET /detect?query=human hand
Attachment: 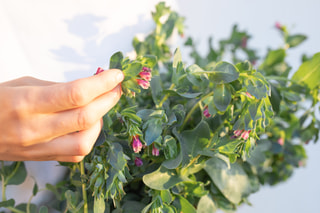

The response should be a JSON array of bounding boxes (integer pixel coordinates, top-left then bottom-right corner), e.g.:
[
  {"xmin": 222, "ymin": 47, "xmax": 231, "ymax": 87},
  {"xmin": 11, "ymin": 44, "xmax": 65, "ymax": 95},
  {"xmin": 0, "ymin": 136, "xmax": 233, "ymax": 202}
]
[{"xmin": 0, "ymin": 69, "xmax": 124, "ymax": 162}]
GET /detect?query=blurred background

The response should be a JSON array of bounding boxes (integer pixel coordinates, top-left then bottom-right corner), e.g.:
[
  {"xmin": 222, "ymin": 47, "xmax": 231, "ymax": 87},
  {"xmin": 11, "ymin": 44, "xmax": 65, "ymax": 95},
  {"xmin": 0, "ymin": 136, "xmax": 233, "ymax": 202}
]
[
  {"xmin": 1, "ymin": 0, "xmax": 319, "ymax": 212},
  {"xmin": 176, "ymin": 0, "xmax": 320, "ymax": 212}
]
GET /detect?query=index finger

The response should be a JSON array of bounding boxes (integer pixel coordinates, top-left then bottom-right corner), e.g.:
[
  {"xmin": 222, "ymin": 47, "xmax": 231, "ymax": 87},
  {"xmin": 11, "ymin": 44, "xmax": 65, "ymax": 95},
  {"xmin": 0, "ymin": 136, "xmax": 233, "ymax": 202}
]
[{"xmin": 32, "ymin": 69, "xmax": 124, "ymax": 113}]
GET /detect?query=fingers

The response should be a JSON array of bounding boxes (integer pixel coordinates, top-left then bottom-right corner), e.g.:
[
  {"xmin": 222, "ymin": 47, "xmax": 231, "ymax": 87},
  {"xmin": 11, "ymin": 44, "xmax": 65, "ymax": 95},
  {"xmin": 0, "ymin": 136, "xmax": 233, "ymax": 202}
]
[
  {"xmin": 2, "ymin": 120, "xmax": 103, "ymax": 162},
  {"xmin": 43, "ymin": 84, "xmax": 121, "ymax": 142},
  {"xmin": 1, "ymin": 76, "xmax": 57, "ymax": 87},
  {"xmin": 32, "ymin": 69, "xmax": 124, "ymax": 113}
]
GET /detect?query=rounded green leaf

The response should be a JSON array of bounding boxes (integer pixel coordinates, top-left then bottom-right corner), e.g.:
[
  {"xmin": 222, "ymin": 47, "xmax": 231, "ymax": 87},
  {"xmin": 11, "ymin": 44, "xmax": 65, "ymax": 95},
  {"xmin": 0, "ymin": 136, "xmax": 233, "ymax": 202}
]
[
  {"xmin": 143, "ymin": 166, "xmax": 189, "ymax": 190},
  {"xmin": 197, "ymin": 194, "xmax": 217, "ymax": 213},
  {"xmin": 204, "ymin": 157, "xmax": 253, "ymax": 204},
  {"xmin": 213, "ymin": 84, "xmax": 232, "ymax": 111},
  {"xmin": 292, "ymin": 52, "xmax": 320, "ymax": 89},
  {"xmin": 207, "ymin": 61, "xmax": 239, "ymax": 84},
  {"xmin": 109, "ymin": 51, "xmax": 123, "ymax": 69}
]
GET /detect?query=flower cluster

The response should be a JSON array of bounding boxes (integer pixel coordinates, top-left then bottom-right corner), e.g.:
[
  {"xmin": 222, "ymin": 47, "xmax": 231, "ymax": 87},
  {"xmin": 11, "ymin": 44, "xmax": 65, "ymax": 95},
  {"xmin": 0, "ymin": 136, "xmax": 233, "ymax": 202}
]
[
  {"xmin": 203, "ymin": 106, "xmax": 211, "ymax": 118},
  {"xmin": 131, "ymin": 135, "xmax": 160, "ymax": 167},
  {"xmin": 233, "ymin": 129, "xmax": 251, "ymax": 140},
  {"xmin": 132, "ymin": 135, "xmax": 143, "ymax": 153},
  {"xmin": 137, "ymin": 67, "xmax": 152, "ymax": 89}
]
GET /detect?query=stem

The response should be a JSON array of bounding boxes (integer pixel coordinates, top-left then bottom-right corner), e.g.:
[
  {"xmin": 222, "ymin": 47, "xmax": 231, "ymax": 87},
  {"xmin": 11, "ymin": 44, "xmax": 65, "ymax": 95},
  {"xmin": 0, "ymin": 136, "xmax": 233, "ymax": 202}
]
[
  {"xmin": 6, "ymin": 207, "xmax": 25, "ymax": 213},
  {"xmin": 158, "ymin": 84, "xmax": 175, "ymax": 108},
  {"xmin": 80, "ymin": 160, "xmax": 88, "ymax": 213},
  {"xmin": 180, "ymin": 91, "xmax": 214, "ymax": 131},
  {"xmin": 4, "ymin": 161, "xmax": 21, "ymax": 185},
  {"xmin": 1, "ymin": 174, "xmax": 6, "ymax": 201}
]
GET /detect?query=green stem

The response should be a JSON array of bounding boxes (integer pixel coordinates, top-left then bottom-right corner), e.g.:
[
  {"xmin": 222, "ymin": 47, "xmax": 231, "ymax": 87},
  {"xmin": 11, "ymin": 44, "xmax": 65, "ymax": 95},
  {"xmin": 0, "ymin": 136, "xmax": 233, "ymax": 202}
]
[
  {"xmin": 158, "ymin": 84, "xmax": 175, "ymax": 108},
  {"xmin": 180, "ymin": 91, "xmax": 214, "ymax": 131},
  {"xmin": 1, "ymin": 174, "xmax": 6, "ymax": 201},
  {"xmin": 80, "ymin": 160, "xmax": 88, "ymax": 213},
  {"xmin": 6, "ymin": 207, "xmax": 25, "ymax": 213},
  {"xmin": 4, "ymin": 161, "xmax": 21, "ymax": 185}
]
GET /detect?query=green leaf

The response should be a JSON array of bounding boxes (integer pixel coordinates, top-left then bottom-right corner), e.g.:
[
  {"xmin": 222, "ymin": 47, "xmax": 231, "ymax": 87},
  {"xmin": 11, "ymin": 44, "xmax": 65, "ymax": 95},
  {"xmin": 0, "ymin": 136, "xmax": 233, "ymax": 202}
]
[
  {"xmin": 107, "ymin": 143, "xmax": 126, "ymax": 171},
  {"xmin": 174, "ymin": 121, "xmax": 211, "ymax": 166},
  {"xmin": 207, "ymin": 61, "xmax": 239, "ymax": 84},
  {"xmin": 286, "ymin": 34, "xmax": 307, "ymax": 48},
  {"xmin": 213, "ymin": 84, "xmax": 232, "ymax": 111},
  {"xmin": 143, "ymin": 166, "xmax": 189, "ymax": 190},
  {"xmin": 151, "ymin": 75, "xmax": 163, "ymax": 105},
  {"xmin": 122, "ymin": 201, "xmax": 145, "ymax": 213},
  {"xmin": 109, "ymin": 51, "xmax": 123, "ymax": 69},
  {"xmin": 0, "ymin": 199, "xmax": 15, "ymax": 208},
  {"xmin": 263, "ymin": 49, "xmax": 286, "ymax": 67},
  {"xmin": 65, "ymin": 190, "xmax": 80, "ymax": 210},
  {"xmin": 123, "ymin": 62, "xmax": 143, "ymax": 79},
  {"xmin": 139, "ymin": 55, "xmax": 157, "ymax": 68},
  {"xmin": 197, "ymin": 194, "xmax": 217, "ymax": 213},
  {"xmin": 6, "ymin": 162, "xmax": 27, "ymax": 185},
  {"xmin": 186, "ymin": 64, "xmax": 207, "ymax": 87},
  {"xmin": 248, "ymin": 100, "xmax": 262, "ymax": 121},
  {"xmin": 172, "ymin": 195, "xmax": 197, "ymax": 213},
  {"xmin": 173, "ymin": 48, "xmax": 182, "ymax": 69},
  {"xmin": 32, "ymin": 182, "xmax": 38, "ymax": 196},
  {"xmin": 163, "ymin": 135, "xmax": 178, "ymax": 159},
  {"xmin": 161, "ymin": 190, "xmax": 173, "ymax": 203},
  {"xmin": 15, "ymin": 203, "xmax": 37, "ymax": 213},
  {"xmin": 39, "ymin": 206, "xmax": 49, "ymax": 213},
  {"xmin": 246, "ymin": 78, "xmax": 268, "ymax": 99},
  {"xmin": 292, "ymin": 52, "xmax": 320, "ymax": 89},
  {"xmin": 204, "ymin": 157, "xmax": 254, "ymax": 204},
  {"xmin": 94, "ymin": 195, "xmax": 105, "ymax": 213}
]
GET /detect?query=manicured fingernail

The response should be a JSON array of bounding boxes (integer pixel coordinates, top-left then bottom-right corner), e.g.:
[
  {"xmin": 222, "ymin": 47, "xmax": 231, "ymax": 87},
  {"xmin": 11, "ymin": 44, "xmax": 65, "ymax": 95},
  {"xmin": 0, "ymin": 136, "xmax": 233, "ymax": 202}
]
[{"xmin": 116, "ymin": 71, "xmax": 124, "ymax": 82}]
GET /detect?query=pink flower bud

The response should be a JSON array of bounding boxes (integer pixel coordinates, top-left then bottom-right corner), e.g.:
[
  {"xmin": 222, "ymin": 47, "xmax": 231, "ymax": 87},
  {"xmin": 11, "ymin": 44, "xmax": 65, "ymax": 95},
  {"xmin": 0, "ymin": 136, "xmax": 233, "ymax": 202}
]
[
  {"xmin": 275, "ymin": 22, "xmax": 282, "ymax": 30},
  {"xmin": 95, "ymin": 67, "xmax": 104, "ymax": 75},
  {"xmin": 152, "ymin": 144, "xmax": 160, "ymax": 156},
  {"xmin": 278, "ymin": 138, "xmax": 284, "ymax": 146},
  {"xmin": 203, "ymin": 106, "xmax": 211, "ymax": 118},
  {"xmin": 139, "ymin": 71, "xmax": 152, "ymax": 81},
  {"xmin": 134, "ymin": 157, "xmax": 143, "ymax": 167},
  {"xmin": 137, "ymin": 79, "xmax": 150, "ymax": 89},
  {"xmin": 233, "ymin": 129, "xmax": 243, "ymax": 137},
  {"xmin": 246, "ymin": 92, "xmax": 253, "ymax": 99},
  {"xmin": 132, "ymin": 135, "xmax": 142, "ymax": 153},
  {"xmin": 241, "ymin": 37, "xmax": 247, "ymax": 48},
  {"xmin": 240, "ymin": 130, "xmax": 251, "ymax": 140},
  {"xmin": 142, "ymin": 66, "xmax": 151, "ymax": 72}
]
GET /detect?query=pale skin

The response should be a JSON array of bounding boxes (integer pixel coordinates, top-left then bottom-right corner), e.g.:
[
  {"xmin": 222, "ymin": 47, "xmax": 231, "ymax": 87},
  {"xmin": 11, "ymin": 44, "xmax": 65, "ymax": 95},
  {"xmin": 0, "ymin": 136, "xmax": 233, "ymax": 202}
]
[{"xmin": 0, "ymin": 69, "xmax": 124, "ymax": 162}]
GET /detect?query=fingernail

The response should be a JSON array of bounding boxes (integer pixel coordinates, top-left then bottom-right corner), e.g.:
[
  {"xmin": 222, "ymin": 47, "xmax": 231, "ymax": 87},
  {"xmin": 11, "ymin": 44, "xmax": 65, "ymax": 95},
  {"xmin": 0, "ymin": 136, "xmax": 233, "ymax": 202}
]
[{"xmin": 116, "ymin": 71, "xmax": 124, "ymax": 82}]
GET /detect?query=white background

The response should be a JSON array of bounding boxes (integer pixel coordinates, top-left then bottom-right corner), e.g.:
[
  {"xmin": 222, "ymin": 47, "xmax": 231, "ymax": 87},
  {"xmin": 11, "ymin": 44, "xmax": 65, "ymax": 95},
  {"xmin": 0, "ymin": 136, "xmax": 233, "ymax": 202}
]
[
  {"xmin": 0, "ymin": 0, "xmax": 319, "ymax": 212},
  {"xmin": 176, "ymin": 1, "xmax": 320, "ymax": 213}
]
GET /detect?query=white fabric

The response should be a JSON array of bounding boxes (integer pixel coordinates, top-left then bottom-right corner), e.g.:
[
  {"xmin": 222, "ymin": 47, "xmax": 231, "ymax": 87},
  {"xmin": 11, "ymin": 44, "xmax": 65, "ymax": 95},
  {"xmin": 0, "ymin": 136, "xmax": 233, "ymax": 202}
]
[{"xmin": 0, "ymin": 0, "xmax": 177, "ymax": 206}]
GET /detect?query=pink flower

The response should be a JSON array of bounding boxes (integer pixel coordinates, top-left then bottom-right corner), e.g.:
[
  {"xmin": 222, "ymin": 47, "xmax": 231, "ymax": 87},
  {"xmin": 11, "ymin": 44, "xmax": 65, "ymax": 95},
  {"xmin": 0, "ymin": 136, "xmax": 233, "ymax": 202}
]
[
  {"xmin": 132, "ymin": 135, "xmax": 143, "ymax": 153},
  {"xmin": 241, "ymin": 37, "xmax": 247, "ymax": 48},
  {"xmin": 278, "ymin": 138, "xmax": 284, "ymax": 146},
  {"xmin": 233, "ymin": 129, "xmax": 244, "ymax": 137},
  {"xmin": 95, "ymin": 67, "xmax": 104, "ymax": 75},
  {"xmin": 203, "ymin": 106, "xmax": 211, "ymax": 118},
  {"xmin": 134, "ymin": 157, "xmax": 143, "ymax": 167},
  {"xmin": 139, "ymin": 71, "xmax": 152, "ymax": 81},
  {"xmin": 240, "ymin": 130, "xmax": 251, "ymax": 140},
  {"xmin": 142, "ymin": 66, "xmax": 151, "ymax": 72},
  {"xmin": 137, "ymin": 79, "xmax": 150, "ymax": 89},
  {"xmin": 275, "ymin": 22, "xmax": 283, "ymax": 30},
  {"xmin": 246, "ymin": 92, "xmax": 253, "ymax": 99},
  {"xmin": 152, "ymin": 144, "xmax": 160, "ymax": 156}
]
